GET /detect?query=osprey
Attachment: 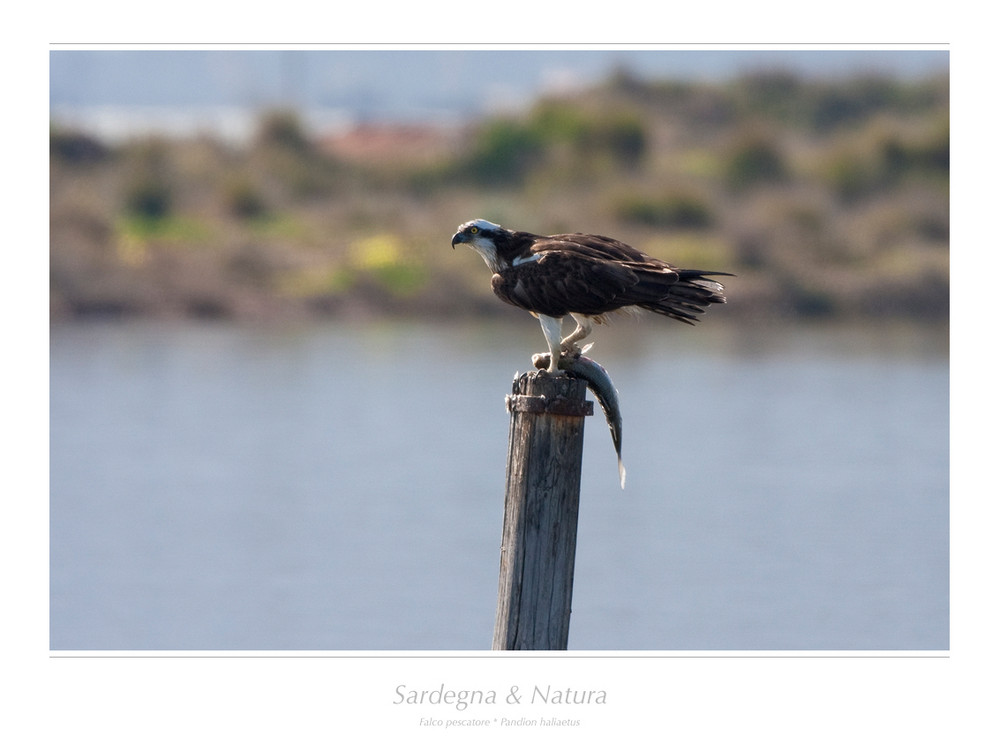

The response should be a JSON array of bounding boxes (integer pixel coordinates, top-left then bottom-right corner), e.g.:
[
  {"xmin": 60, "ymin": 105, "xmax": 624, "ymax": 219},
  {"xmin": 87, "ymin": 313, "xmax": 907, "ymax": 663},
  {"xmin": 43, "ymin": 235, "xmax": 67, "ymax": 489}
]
[{"xmin": 451, "ymin": 219, "xmax": 731, "ymax": 371}]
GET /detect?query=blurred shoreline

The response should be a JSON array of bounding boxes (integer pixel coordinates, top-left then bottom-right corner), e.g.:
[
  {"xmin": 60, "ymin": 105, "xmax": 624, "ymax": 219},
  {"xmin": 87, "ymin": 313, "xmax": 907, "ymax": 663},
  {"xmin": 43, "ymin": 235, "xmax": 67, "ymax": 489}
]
[{"xmin": 51, "ymin": 69, "xmax": 948, "ymax": 326}]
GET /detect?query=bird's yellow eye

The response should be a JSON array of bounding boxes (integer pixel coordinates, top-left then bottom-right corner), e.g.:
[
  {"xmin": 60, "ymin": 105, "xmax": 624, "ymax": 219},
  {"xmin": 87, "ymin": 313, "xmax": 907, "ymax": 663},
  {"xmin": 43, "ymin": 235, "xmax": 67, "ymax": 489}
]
[{"xmin": 469, "ymin": 226, "xmax": 479, "ymax": 234}]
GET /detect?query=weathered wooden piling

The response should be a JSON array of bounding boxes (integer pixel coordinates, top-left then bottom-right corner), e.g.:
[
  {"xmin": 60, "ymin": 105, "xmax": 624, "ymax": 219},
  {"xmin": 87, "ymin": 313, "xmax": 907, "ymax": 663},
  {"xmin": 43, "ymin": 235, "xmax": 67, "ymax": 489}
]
[{"xmin": 492, "ymin": 370, "xmax": 593, "ymax": 651}]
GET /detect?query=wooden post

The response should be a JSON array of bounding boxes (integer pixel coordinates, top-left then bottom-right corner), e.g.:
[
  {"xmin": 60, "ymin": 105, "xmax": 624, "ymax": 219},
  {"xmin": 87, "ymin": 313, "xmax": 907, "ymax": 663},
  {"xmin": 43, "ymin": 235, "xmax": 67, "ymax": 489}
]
[{"xmin": 493, "ymin": 370, "xmax": 593, "ymax": 650}]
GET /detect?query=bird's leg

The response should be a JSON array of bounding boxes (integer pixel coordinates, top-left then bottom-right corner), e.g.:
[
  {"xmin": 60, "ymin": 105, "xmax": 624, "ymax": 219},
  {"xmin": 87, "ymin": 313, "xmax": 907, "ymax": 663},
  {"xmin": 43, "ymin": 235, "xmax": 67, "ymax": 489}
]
[
  {"xmin": 560, "ymin": 314, "xmax": 593, "ymax": 357},
  {"xmin": 537, "ymin": 314, "xmax": 565, "ymax": 373}
]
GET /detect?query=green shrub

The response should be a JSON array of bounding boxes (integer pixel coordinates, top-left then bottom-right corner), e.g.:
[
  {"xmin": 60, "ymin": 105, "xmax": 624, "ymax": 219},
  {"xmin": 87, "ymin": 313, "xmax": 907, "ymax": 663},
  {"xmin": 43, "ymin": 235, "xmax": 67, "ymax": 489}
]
[
  {"xmin": 224, "ymin": 175, "xmax": 269, "ymax": 220},
  {"xmin": 124, "ymin": 175, "xmax": 172, "ymax": 220},
  {"xmin": 821, "ymin": 120, "xmax": 950, "ymax": 203},
  {"xmin": 879, "ymin": 124, "xmax": 949, "ymax": 178},
  {"xmin": 615, "ymin": 191, "xmax": 714, "ymax": 229},
  {"xmin": 531, "ymin": 101, "xmax": 594, "ymax": 143},
  {"xmin": 256, "ymin": 110, "xmax": 312, "ymax": 154},
  {"xmin": 50, "ymin": 126, "xmax": 109, "ymax": 164},
  {"xmin": 597, "ymin": 114, "xmax": 647, "ymax": 167},
  {"xmin": 119, "ymin": 138, "xmax": 175, "ymax": 220},
  {"xmin": 529, "ymin": 103, "xmax": 648, "ymax": 167},
  {"xmin": 463, "ymin": 119, "xmax": 544, "ymax": 185},
  {"xmin": 810, "ymin": 77, "xmax": 909, "ymax": 131},
  {"xmin": 733, "ymin": 71, "xmax": 806, "ymax": 123},
  {"xmin": 724, "ymin": 135, "xmax": 788, "ymax": 191},
  {"xmin": 350, "ymin": 233, "xmax": 427, "ymax": 296},
  {"xmin": 823, "ymin": 151, "xmax": 877, "ymax": 202}
]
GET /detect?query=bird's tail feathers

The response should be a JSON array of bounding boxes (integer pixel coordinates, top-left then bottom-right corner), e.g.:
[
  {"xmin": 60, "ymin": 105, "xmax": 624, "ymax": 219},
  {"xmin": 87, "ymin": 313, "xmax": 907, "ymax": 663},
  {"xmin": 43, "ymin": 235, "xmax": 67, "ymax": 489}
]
[{"xmin": 635, "ymin": 269, "xmax": 730, "ymax": 324}]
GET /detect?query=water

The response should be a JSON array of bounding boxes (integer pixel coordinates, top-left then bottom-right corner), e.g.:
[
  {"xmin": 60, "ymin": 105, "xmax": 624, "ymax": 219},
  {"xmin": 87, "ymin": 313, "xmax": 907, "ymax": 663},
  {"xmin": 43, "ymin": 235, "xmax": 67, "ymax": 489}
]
[{"xmin": 49, "ymin": 319, "xmax": 948, "ymax": 650}]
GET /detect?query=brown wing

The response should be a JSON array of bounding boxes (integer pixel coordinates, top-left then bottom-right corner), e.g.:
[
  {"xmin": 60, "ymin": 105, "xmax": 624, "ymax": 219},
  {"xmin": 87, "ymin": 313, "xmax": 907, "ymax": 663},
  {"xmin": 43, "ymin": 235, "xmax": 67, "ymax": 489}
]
[
  {"xmin": 531, "ymin": 233, "xmax": 653, "ymax": 264},
  {"xmin": 491, "ymin": 251, "xmax": 642, "ymax": 317},
  {"xmin": 491, "ymin": 231, "xmax": 727, "ymax": 323},
  {"xmin": 525, "ymin": 234, "xmax": 729, "ymax": 325}
]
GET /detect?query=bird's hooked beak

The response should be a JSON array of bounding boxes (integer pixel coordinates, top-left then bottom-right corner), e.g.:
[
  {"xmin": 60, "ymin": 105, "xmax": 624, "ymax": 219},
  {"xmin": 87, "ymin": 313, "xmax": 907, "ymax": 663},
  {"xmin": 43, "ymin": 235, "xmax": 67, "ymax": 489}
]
[{"xmin": 450, "ymin": 231, "xmax": 465, "ymax": 248}]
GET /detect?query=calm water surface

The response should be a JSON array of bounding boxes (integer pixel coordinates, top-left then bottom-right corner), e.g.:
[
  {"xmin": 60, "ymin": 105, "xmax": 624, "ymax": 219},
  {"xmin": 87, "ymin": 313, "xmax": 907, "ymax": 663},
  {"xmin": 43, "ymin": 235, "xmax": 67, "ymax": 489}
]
[{"xmin": 49, "ymin": 319, "xmax": 948, "ymax": 650}]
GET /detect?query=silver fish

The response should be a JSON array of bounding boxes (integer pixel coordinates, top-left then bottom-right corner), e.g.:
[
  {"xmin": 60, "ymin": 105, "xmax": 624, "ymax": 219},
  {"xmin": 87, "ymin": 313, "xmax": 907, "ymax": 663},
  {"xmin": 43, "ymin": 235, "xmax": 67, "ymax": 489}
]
[{"xmin": 532, "ymin": 351, "xmax": 626, "ymax": 489}]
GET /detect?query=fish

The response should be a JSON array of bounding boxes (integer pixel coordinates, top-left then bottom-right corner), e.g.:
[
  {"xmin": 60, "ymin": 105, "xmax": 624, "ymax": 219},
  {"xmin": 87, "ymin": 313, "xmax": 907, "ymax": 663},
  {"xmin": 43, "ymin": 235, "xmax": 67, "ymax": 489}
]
[{"xmin": 532, "ymin": 350, "xmax": 626, "ymax": 489}]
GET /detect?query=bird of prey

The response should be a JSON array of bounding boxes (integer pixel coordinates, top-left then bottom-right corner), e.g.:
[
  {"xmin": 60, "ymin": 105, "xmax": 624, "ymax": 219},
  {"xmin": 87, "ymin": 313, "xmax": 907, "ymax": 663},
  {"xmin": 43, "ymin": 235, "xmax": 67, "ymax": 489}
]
[{"xmin": 451, "ymin": 219, "xmax": 731, "ymax": 371}]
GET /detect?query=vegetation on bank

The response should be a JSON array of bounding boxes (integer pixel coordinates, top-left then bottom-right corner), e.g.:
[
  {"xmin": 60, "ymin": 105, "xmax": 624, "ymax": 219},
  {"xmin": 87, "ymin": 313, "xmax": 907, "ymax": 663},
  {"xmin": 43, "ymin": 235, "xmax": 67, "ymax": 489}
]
[{"xmin": 50, "ymin": 69, "xmax": 949, "ymax": 322}]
